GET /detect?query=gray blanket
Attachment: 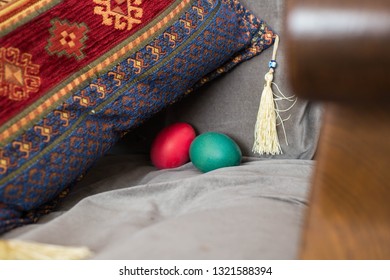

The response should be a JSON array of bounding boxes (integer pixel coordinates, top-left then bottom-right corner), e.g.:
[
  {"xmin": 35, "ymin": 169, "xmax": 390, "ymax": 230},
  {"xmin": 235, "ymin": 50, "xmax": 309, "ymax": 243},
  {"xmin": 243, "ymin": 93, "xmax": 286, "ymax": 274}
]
[{"xmin": 3, "ymin": 155, "xmax": 313, "ymax": 259}]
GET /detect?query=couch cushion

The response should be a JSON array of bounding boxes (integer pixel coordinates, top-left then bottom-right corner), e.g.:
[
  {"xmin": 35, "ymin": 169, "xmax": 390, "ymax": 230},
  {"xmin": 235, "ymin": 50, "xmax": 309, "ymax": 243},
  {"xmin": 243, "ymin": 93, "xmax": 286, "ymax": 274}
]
[
  {"xmin": 165, "ymin": 0, "xmax": 323, "ymax": 159},
  {"xmin": 0, "ymin": 0, "xmax": 275, "ymax": 233},
  {"xmin": 2, "ymin": 154, "xmax": 313, "ymax": 259}
]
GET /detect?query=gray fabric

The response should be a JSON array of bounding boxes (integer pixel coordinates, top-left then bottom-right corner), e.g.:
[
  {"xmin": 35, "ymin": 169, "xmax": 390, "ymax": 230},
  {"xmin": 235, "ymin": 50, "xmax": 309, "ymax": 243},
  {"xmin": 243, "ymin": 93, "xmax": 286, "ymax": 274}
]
[
  {"xmin": 165, "ymin": 0, "xmax": 323, "ymax": 159},
  {"xmin": 2, "ymin": 155, "xmax": 313, "ymax": 259}
]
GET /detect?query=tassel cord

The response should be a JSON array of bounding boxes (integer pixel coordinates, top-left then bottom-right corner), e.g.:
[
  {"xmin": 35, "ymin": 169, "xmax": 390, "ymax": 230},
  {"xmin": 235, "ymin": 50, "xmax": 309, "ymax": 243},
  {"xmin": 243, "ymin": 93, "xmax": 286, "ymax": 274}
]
[{"xmin": 252, "ymin": 34, "xmax": 297, "ymax": 154}]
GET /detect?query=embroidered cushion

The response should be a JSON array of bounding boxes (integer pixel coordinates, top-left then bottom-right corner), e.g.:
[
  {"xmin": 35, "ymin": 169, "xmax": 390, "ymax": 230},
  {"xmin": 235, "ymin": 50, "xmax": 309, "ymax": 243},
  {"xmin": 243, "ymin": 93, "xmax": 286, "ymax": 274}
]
[{"xmin": 0, "ymin": 0, "xmax": 275, "ymax": 233}]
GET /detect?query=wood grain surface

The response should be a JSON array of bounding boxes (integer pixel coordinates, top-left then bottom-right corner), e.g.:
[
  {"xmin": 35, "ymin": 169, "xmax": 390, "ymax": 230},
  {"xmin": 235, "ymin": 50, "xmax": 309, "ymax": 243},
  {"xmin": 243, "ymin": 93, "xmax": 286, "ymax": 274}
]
[
  {"xmin": 300, "ymin": 105, "xmax": 390, "ymax": 259},
  {"xmin": 285, "ymin": 0, "xmax": 390, "ymax": 259},
  {"xmin": 285, "ymin": 0, "xmax": 390, "ymax": 103}
]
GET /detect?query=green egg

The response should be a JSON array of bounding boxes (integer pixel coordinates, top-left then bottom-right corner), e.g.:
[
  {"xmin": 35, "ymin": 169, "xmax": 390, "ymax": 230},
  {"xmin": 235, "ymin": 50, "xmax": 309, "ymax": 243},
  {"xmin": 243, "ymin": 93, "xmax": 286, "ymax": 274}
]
[{"xmin": 189, "ymin": 132, "xmax": 242, "ymax": 173}]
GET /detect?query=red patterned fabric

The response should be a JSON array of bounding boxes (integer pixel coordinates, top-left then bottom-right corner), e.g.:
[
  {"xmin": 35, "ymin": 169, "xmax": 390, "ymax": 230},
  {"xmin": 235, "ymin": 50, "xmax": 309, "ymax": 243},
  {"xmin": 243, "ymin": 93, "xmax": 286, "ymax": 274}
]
[{"xmin": 0, "ymin": 0, "xmax": 175, "ymax": 125}]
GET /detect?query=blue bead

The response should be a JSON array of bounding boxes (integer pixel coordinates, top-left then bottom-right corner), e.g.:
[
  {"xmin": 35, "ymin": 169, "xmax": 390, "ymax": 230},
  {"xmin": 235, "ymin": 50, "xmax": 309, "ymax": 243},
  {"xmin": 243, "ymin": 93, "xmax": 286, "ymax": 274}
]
[{"xmin": 269, "ymin": 60, "xmax": 277, "ymax": 69}]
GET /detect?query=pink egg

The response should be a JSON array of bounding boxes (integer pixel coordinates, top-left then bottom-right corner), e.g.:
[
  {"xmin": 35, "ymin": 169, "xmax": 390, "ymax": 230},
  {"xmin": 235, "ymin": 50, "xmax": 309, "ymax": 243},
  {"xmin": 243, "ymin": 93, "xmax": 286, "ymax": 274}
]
[{"xmin": 150, "ymin": 123, "xmax": 196, "ymax": 169}]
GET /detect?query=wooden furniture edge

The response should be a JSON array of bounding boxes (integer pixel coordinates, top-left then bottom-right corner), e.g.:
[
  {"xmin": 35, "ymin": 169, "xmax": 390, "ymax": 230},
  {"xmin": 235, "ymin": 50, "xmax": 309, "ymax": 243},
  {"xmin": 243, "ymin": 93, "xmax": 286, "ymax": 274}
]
[{"xmin": 285, "ymin": 0, "xmax": 390, "ymax": 259}]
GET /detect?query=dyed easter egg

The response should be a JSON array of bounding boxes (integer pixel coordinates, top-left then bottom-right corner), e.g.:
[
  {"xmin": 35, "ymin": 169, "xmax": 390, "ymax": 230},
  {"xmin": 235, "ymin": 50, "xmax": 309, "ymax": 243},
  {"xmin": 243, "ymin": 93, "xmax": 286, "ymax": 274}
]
[
  {"xmin": 189, "ymin": 132, "xmax": 242, "ymax": 173},
  {"xmin": 150, "ymin": 123, "xmax": 196, "ymax": 169}
]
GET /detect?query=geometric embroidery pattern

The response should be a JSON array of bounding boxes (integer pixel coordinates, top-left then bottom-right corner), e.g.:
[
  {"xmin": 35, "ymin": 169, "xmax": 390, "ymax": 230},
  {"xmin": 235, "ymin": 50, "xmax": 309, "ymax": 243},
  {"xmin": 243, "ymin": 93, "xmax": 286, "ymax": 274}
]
[
  {"xmin": 180, "ymin": 13, "xmax": 196, "ymax": 34},
  {"xmin": 34, "ymin": 119, "xmax": 55, "ymax": 143},
  {"xmin": 0, "ymin": 47, "xmax": 41, "ymax": 101},
  {"xmin": 0, "ymin": 149, "xmax": 13, "ymax": 175},
  {"xmin": 12, "ymin": 135, "xmax": 36, "ymax": 159},
  {"xmin": 128, "ymin": 52, "xmax": 149, "ymax": 74},
  {"xmin": 73, "ymin": 90, "xmax": 96, "ymax": 107},
  {"xmin": 54, "ymin": 103, "xmax": 74, "ymax": 127},
  {"xmin": 164, "ymin": 30, "xmax": 182, "ymax": 48},
  {"xmin": 93, "ymin": 0, "xmax": 143, "ymax": 31},
  {"xmin": 108, "ymin": 66, "xmax": 125, "ymax": 86},
  {"xmin": 46, "ymin": 18, "xmax": 89, "ymax": 61},
  {"xmin": 90, "ymin": 79, "xmax": 111, "ymax": 99},
  {"xmin": 146, "ymin": 42, "xmax": 166, "ymax": 61}
]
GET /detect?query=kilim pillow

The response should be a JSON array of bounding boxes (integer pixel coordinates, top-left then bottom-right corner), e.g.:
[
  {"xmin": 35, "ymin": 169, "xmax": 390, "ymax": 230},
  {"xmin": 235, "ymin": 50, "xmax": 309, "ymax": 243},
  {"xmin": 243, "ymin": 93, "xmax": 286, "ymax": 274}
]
[{"xmin": 0, "ymin": 0, "xmax": 275, "ymax": 233}]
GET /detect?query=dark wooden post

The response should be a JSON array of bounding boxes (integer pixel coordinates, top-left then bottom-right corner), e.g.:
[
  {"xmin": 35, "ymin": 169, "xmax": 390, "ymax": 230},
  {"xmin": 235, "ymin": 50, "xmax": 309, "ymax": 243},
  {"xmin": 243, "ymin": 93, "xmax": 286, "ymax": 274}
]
[{"xmin": 285, "ymin": 0, "xmax": 390, "ymax": 259}]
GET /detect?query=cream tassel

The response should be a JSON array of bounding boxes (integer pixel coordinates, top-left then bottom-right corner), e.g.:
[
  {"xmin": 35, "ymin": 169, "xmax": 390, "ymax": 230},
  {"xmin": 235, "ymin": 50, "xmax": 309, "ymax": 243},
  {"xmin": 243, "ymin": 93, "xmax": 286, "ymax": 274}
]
[
  {"xmin": 253, "ymin": 35, "xmax": 282, "ymax": 155},
  {"xmin": 0, "ymin": 239, "xmax": 92, "ymax": 260}
]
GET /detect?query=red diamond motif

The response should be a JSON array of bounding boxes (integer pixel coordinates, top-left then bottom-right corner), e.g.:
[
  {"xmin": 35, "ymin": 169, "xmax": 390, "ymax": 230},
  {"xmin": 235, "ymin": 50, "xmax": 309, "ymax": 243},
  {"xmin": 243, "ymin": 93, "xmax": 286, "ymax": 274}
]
[{"xmin": 46, "ymin": 19, "xmax": 89, "ymax": 61}]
